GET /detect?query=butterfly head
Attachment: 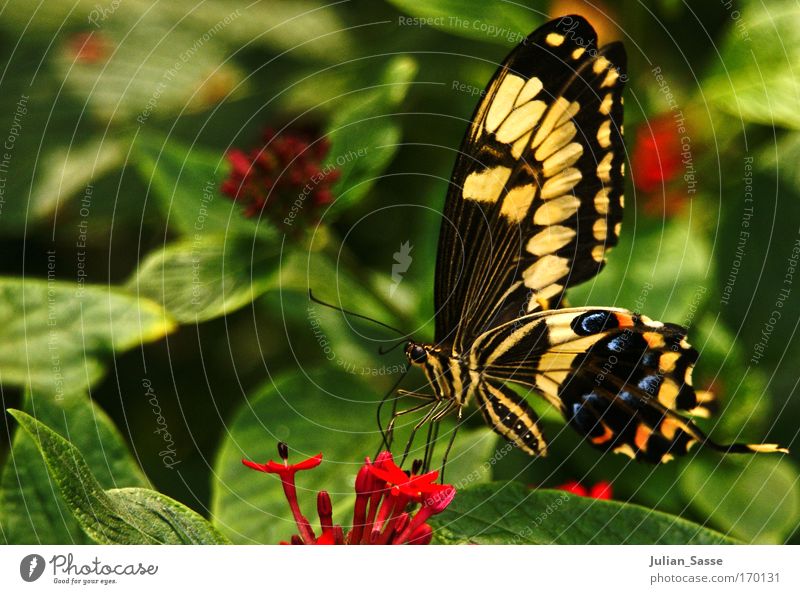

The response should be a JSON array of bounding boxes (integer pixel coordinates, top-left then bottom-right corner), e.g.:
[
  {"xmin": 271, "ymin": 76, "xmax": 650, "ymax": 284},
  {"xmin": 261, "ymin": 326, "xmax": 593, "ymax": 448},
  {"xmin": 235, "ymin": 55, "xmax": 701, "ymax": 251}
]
[{"xmin": 404, "ymin": 341, "xmax": 430, "ymax": 366}]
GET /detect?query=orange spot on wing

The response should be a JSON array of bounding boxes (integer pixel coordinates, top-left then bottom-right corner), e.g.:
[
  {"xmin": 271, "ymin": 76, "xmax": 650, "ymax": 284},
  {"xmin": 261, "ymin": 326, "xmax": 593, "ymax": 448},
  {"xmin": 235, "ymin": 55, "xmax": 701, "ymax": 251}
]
[
  {"xmin": 634, "ymin": 424, "xmax": 652, "ymax": 450},
  {"xmin": 659, "ymin": 418, "xmax": 682, "ymax": 440},
  {"xmin": 642, "ymin": 331, "xmax": 666, "ymax": 348},
  {"xmin": 590, "ymin": 423, "xmax": 615, "ymax": 445},
  {"xmin": 613, "ymin": 312, "xmax": 635, "ymax": 328}
]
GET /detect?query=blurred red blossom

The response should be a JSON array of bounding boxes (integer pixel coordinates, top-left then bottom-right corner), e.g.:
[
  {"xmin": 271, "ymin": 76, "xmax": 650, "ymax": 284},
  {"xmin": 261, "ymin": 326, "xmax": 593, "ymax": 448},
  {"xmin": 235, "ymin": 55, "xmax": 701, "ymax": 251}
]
[
  {"xmin": 555, "ymin": 480, "xmax": 613, "ymax": 500},
  {"xmin": 631, "ymin": 115, "xmax": 689, "ymax": 216},
  {"xmin": 243, "ymin": 443, "xmax": 455, "ymax": 544},
  {"xmin": 632, "ymin": 115, "xmax": 682, "ymax": 192},
  {"xmin": 65, "ymin": 32, "xmax": 111, "ymax": 64},
  {"xmin": 221, "ymin": 127, "xmax": 339, "ymax": 226}
]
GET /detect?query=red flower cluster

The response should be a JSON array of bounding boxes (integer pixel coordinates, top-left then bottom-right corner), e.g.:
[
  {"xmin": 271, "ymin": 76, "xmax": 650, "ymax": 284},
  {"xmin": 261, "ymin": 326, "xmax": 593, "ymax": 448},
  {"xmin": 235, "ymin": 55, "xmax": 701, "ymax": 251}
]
[
  {"xmin": 243, "ymin": 443, "xmax": 455, "ymax": 545},
  {"xmin": 555, "ymin": 480, "xmax": 613, "ymax": 500},
  {"xmin": 221, "ymin": 128, "xmax": 339, "ymax": 224}
]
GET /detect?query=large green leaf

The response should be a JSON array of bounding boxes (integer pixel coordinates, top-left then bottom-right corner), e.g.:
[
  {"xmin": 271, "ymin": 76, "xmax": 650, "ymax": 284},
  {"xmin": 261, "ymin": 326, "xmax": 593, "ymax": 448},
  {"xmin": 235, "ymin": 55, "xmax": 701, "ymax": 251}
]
[
  {"xmin": 132, "ymin": 132, "xmax": 269, "ymax": 239},
  {"xmin": 0, "ymin": 45, "xmax": 97, "ymax": 235},
  {"xmin": 691, "ymin": 314, "xmax": 769, "ymax": 436},
  {"xmin": 53, "ymin": 11, "xmax": 243, "ymax": 124},
  {"xmin": 0, "ymin": 278, "xmax": 174, "ymax": 394},
  {"xmin": 324, "ymin": 56, "xmax": 418, "ymax": 215},
  {"xmin": 0, "ymin": 0, "xmax": 356, "ymax": 63},
  {"xmin": 680, "ymin": 456, "xmax": 800, "ymax": 543},
  {"xmin": 211, "ymin": 368, "xmax": 495, "ymax": 543},
  {"xmin": 431, "ymin": 482, "xmax": 741, "ymax": 544},
  {"xmin": 386, "ymin": 0, "xmax": 542, "ymax": 44},
  {"xmin": 706, "ymin": 0, "xmax": 800, "ymax": 129},
  {"xmin": 29, "ymin": 137, "xmax": 128, "ymax": 219},
  {"xmin": 175, "ymin": 0, "xmax": 359, "ymax": 63},
  {"xmin": 8, "ymin": 410, "xmax": 229, "ymax": 544},
  {"xmin": 0, "ymin": 391, "xmax": 148, "ymax": 544},
  {"xmin": 128, "ymin": 234, "xmax": 278, "ymax": 324}
]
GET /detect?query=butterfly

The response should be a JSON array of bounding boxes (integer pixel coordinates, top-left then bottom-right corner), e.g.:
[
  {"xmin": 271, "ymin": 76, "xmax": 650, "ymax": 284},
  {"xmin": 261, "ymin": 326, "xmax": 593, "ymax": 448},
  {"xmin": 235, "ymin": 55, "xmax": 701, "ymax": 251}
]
[{"xmin": 397, "ymin": 15, "xmax": 787, "ymax": 465}]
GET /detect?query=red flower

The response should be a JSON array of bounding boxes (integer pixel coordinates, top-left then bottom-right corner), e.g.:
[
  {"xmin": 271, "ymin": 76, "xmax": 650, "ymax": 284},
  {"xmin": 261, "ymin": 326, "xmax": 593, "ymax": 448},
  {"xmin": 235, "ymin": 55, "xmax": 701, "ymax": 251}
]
[
  {"xmin": 65, "ymin": 32, "xmax": 110, "ymax": 64},
  {"xmin": 220, "ymin": 127, "xmax": 339, "ymax": 226},
  {"xmin": 631, "ymin": 115, "xmax": 682, "ymax": 194},
  {"xmin": 243, "ymin": 443, "xmax": 455, "ymax": 544},
  {"xmin": 555, "ymin": 480, "xmax": 613, "ymax": 500},
  {"xmin": 367, "ymin": 451, "xmax": 440, "ymax": 500}
]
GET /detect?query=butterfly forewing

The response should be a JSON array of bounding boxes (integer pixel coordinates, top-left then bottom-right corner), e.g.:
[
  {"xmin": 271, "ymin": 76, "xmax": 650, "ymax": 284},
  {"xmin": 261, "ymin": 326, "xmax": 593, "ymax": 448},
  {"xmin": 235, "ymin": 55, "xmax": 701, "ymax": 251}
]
[{"xmin": 434, "ymin": 16, "xmax": 626, "ymax": 351}]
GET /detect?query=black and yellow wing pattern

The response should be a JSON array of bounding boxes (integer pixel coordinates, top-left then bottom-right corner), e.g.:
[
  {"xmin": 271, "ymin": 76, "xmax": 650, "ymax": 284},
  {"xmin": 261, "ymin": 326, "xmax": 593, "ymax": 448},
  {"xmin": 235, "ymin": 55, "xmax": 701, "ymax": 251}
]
[
  {"xmin": 470, "ymin": 308, "xmax": 785, "ymax": 461},
  {"xmin": 403, "ymin": 15, "xmax": 786, "ymax": 464},
  {"xmin": 434, "ymin": 15, "xmax": 626, "ymax": 352}
]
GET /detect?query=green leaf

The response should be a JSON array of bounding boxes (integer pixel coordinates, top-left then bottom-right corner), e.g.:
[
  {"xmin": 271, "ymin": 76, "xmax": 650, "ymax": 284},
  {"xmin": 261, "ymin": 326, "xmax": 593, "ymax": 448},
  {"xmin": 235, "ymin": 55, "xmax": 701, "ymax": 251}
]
[
  {"xmin": 8, "ymin": 410, "xmax": 229, "ymax": 544},
  {"xmin": 54, "ymin": 12, "xmax": 243, "ymax": 124},
  {"xmin": 0, "ymin": 278, "xmax": 174, "ymax": 394},
  {"xmin": 325, "ymin": 56, "xmax": 418, "ymax": 215},
  {"xmin": 128, "ymin": 234, "xmax": 278, "ymax": 324},
  {"xmin": 386, "ymin": 0, "xmax": 542, "ymax": 44},
  {"xmin": 706, "ymin": 0, "xmax": 800, "ymax": 129},
  {"xmin": 178, "ymin": 0, "xmax": 359, "ymax": 63},
  {"xmin": 132, "ymin": 132, "xmax": 268, "ymax": 239},
  {"xmin": 1, "ymin": 391, "xmax": 148, "ymax": 544},
  {"xmin": 569, "ymin": 214, "xmax": 710, "ymax": 322},
  {"xmin": 681, "ymin": 456, "xmax": 800, "ymax": 543},
  {"xmin": 0, "ymin": 1, "xmax": 356, "ymax": 63},
  {"xmin": 211, "ymin": 367, "xmax": 495, "ymax": 543},
  {"xmin": 764, "ymin": 131, "xmax": 800, "ymax": 189},
  {"xmin": 104, "ymin": 488, "xmax": 230, "ymax": 544},
  {"xmin": 30, "ymin": 137, "xmax": 128, "ymax": 219},
  {"xmin": 430, "ymin": 482, "xmax": 741, "ymax": 544},
  {"xmin": 0, "ymin": 46, "xmax": 96, "ymax": 236},
  {"xmin": 691, "ymin": 314, "xmax": 770, "ymax": 435}
]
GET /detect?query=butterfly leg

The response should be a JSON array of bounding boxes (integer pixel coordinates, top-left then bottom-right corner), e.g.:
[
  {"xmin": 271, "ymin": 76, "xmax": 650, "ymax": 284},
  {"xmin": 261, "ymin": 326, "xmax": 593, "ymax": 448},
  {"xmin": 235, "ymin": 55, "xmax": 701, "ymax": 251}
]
[
  {"xmin": 420, "ymin": 400, "xmax": 463, "ymax": 473},
  {"xmin": 383, "ymin": 398, "xmax": 438, "ymax": 456},
  {"xmin": 421, "ymin": 420, "xmax": 441, "ymax": 475},
  {"xmin": 438, "ymin": 405, "xmax": 464, "ymax": 482},
  {"xmin": 400, "ymin": 400, "xmax": 452, "ymax": 467},
  {"xmin": 376, "ymin": 368, "xmax": 412, "ymax": 452}
]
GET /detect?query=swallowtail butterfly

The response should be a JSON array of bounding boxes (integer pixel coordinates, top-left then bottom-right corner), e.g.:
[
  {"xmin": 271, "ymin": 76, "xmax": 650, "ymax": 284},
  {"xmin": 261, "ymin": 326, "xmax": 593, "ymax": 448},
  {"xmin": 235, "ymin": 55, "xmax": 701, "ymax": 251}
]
[{"xmin": 398, "ymin": 15, "xmax": 787, "ymax": 464}]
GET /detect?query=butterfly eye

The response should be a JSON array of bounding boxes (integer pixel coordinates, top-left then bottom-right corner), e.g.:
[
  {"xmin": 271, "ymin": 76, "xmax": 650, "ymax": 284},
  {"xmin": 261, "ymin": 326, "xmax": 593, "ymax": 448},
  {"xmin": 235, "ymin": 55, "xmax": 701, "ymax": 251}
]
[{"xmin": 406, "ymin": 343, "xmax": 428, "ymax": 364}]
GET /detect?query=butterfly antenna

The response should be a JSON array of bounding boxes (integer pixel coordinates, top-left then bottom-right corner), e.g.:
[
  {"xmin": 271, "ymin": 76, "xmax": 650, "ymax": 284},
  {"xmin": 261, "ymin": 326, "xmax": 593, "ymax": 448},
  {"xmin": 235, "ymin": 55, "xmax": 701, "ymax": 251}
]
[
  {"xmin": 308, "ymin": 289, "xmax": 407, "ymax": 337},
  {"xmin": 378, "ymin": 339, "xmax": 407, "ymax": 355}
]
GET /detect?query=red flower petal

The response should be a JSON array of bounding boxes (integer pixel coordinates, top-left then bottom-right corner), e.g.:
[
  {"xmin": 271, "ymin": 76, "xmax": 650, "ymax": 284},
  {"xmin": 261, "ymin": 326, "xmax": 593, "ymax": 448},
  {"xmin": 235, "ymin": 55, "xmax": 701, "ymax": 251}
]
[
  {"xmin": 589, "ymin": 481, "xmax": 613, "ymax": 500},
  {"xmin": 556, "ymin": 480, "xmax": 588, "ymax": 497},
  {"xmin": 292, "ymin": 453, "xmax": 323, "ymax": 471},
  {"xmin": 241, "ymin": 452, "xmax": 322, "ymax": 477},
  {"xmin": 422, "ymin": 485, "xmax": 456, "ymax": 513},
  {"xmin": 241, "ymin": 459, "xmax": 269, "ymax": 472}
]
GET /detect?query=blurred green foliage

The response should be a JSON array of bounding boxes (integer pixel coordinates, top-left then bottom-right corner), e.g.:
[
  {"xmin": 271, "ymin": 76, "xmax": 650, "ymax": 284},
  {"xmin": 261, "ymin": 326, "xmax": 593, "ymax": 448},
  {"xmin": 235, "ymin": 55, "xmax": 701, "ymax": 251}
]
[{"xmin": 0, "ymin": 0, "xmax": 798, "ymax": 544}]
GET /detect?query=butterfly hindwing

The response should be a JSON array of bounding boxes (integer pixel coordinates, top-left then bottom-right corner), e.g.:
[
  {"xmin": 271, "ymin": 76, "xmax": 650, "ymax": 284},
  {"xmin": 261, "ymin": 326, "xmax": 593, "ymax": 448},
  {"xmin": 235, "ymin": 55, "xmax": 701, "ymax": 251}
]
[
  {"xmin": 471, "ymin": 308, "xmax": 786, "ymax": 462},
  {"xmin": 475, "ymin": 380, "xmax": 547, "ymax": 456},
  {"xmin": 434, "ymin": 16, "xmax": 626, "ymax": 351}
]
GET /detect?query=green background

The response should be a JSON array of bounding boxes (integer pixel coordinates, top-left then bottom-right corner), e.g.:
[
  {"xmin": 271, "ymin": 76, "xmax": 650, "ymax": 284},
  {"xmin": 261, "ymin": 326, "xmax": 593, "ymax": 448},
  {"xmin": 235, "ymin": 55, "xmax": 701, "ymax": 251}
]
[{"xmin": 0, "ymin": 0, "xmax": 798, "ymax": 544}]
